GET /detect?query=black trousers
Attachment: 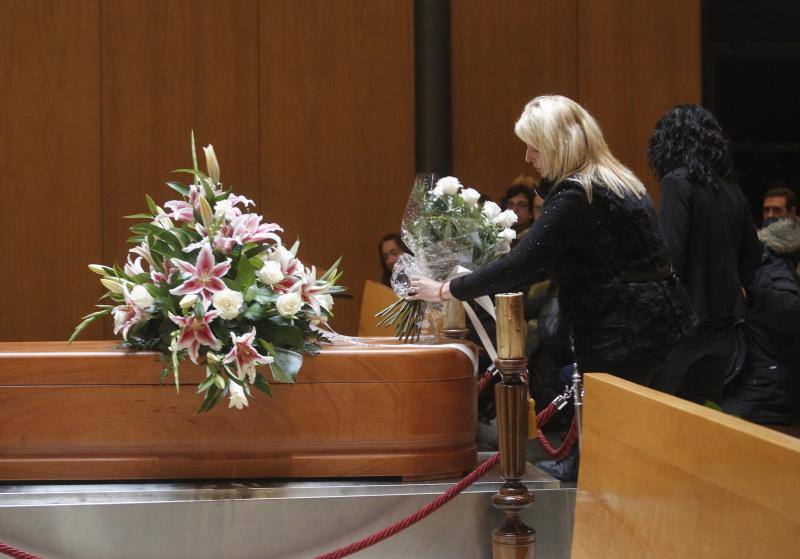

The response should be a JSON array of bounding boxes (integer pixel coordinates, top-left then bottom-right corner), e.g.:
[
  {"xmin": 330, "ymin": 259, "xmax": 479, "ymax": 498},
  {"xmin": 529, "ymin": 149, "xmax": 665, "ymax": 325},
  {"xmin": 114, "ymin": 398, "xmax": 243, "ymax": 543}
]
[
  {"xmin": 580, "ymin": 353, "xmax": 670, "ymax": 389},
  {"xmin": 658, "ymin": 322, "xmax": 736, "ymax": 405}
]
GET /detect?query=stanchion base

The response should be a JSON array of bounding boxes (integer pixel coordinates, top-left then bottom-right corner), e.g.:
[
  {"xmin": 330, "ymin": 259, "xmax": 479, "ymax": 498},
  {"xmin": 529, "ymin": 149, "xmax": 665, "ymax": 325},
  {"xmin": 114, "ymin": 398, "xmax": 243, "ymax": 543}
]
[{"xmin": 492, "ymin": 529, "xmax": 535, "ymax": 559}]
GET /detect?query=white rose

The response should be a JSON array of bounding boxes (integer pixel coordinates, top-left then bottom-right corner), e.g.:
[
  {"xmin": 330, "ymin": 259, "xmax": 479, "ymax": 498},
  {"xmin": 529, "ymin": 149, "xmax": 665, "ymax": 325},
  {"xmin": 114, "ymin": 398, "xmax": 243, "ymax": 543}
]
[
  {"xmin": 276, "ymin": 291, "xmax": 303, "ymax": 317},
  {"xmin": 179, "ymin": 293, "xmax": 198, "ymax": 309},
  {"xmin": 212, "ymin": 288, "xmax": 244, "ymax": 320},
  {"xmin": 460, "ymin": 187, "xmax": 481, "ymax": 207},
  {"xmin": 493, "ymin": 209, "xmax": 518, "ymax": 229},
  {"xmin": 497, "ymin": 228, "xmax": 516, "ymax": 254},
  {"xmin": 482, "ymin": 201, "xmax": 501, "ymax": 220},
  {"xmin": 258, "ymin": 260, "xmax": 284, "ymax": 285},
  {"xmin": 498, "ymin": 228, "xmax": 517, "ymax": 242},
  {"xmin": 130, "ymin": 285, "xmax": 155, "ymax": 308},
  {"xmin": 435, "ymin": 176, "xmax": 462, "ymax": 196}
]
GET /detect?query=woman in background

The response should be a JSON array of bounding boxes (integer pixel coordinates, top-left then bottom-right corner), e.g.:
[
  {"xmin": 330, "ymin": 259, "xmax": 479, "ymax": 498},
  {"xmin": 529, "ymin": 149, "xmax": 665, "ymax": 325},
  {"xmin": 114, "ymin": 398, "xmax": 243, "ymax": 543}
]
[
  {"xmin": 379, "ymin": 233, "xmax": 410, "ymax": 287},
  {"xmin": 647, "ymin": 104, "xmax": 761, "ymax": 405}
]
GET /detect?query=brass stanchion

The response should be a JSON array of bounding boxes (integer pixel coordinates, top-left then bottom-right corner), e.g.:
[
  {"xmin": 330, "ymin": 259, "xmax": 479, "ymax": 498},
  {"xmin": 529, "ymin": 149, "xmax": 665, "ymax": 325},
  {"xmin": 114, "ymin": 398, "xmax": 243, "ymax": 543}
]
[
  {"xmin": 441, "ymin": 298, "xmax": 469, "ymax": 341},
  {"xmin": 492, "ymin": 293, "xmax": 535, "ymax": 559}
]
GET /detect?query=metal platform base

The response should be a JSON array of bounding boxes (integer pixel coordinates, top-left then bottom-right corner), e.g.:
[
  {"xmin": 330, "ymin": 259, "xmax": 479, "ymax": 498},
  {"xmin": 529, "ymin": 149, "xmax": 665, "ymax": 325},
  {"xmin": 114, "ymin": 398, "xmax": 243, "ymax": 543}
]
[{"xmin": 0, "ymin": 454, "xmax": 575, "ymax": 558}]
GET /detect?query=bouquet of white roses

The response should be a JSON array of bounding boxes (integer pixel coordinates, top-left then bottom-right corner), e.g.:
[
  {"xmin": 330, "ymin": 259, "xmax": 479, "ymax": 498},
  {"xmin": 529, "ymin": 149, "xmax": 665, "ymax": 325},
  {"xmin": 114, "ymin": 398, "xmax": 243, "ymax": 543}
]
[
  {"xmin": 71, "ymin": 133, "xmax": 344, "ymax": 413},
  {"xmin": 376, "ymin": 173, "xmax": 516, "ymax": 341}
]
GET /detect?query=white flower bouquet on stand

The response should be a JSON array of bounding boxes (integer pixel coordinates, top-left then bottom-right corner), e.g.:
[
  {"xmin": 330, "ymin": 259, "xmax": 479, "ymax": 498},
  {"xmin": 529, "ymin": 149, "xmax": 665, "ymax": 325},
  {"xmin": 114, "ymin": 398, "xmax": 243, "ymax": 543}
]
[
  {"xmin": 376, "ymin": 173, "xmax": 516, "ymax": 342},
  {"xmin": 71, "ymin": 133, "xmax": 343, "ymax": 413}
]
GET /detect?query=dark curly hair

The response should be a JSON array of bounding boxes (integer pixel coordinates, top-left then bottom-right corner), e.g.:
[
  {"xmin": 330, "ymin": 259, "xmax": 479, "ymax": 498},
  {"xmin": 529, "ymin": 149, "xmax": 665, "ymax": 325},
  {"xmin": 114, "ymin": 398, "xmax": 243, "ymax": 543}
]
[{"xmin": 647, "ymin": 105, "xmax": 733, "ymax": 189}]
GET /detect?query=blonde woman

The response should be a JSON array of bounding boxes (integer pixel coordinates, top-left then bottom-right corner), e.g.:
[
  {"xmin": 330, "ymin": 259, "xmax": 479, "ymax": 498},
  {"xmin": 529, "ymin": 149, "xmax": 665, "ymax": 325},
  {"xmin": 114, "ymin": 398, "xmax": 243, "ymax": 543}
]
[{"xmin": 409, "ymin": 95, "xmax": 696, "ymax": 385}]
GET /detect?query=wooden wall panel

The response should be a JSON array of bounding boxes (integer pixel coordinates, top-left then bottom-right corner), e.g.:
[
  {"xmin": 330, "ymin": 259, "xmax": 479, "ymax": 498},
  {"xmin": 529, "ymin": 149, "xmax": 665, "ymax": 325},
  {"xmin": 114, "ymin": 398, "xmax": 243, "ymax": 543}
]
[
  {"xmin": 101, "ymin": 0, "xmax": 260, "ymax": 337},
  {"xmin": 260, "ymin": 0, "xmax": 415, "ymax": 335},
  {"xmin": 451, "ymin": 0, "xmax": 579, "ymax": 202},
  {"xmin": 0, "ymin": 0, "xmax": 102, "ymax": 341},
  {"xmin": 578, "ymin": 0, "xmax": 701, "ymax": 200}
]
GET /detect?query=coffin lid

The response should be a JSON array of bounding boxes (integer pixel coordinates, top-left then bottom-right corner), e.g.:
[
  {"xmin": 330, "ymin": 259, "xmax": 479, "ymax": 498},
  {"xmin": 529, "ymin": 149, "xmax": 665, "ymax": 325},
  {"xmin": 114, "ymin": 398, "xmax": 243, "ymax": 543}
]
[{"xmin": 0, "ymin": 341, "xmax": 476, "ymax": 385}]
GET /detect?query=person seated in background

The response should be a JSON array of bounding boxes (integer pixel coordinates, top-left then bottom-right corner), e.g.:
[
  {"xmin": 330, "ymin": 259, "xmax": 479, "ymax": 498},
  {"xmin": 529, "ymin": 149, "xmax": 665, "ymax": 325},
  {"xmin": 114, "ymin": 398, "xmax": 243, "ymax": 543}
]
[
  {"xmin": 500, "ymin": 176, "xmax": 538, "ymax": 247},
  {"xmin": 762, "ymin": 186, "xmax": 797, "ymax": 225},
  {"xmin": 379, "ymin": 233, "xmax": 411, "ymax": 287},
  {"xmin": 724, "ymin": 217, "xmax": 800, "ymax": 425}
]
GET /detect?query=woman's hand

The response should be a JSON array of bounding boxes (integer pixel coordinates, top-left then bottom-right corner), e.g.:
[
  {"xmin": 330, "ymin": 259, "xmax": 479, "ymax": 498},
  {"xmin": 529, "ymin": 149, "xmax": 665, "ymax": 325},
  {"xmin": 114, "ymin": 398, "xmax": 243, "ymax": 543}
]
[{"xmin": 406, "ymin": 276, "xmax": 450, "ymax": 302}]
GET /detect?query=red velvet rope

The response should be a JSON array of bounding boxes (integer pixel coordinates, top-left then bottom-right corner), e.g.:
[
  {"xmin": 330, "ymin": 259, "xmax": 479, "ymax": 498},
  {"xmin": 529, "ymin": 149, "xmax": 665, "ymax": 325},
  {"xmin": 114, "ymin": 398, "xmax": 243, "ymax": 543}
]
[
  {"xmin": 0, "ymin": 542, "xmax": 43, "ymax": 559},
  {"xmin": 313, "ymin": 452, "xmax": 501, "ymax": 559}
]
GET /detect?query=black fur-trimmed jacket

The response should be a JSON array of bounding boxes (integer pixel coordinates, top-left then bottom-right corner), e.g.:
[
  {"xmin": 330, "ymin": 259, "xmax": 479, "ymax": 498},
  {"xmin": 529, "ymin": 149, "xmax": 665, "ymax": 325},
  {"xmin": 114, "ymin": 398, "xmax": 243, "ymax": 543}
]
[
  {"xmin": 449, "ymin": 176, "xmax": 697, "ymax": 366},
  {"xmin": 724, "ymin": 218, "xmax": 800, "ymax": 424}
]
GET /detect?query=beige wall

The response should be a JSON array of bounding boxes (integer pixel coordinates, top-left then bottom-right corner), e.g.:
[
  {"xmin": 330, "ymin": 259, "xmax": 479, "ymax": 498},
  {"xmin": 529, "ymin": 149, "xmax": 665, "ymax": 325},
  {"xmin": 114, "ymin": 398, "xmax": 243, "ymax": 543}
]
[{"xmin": 0, "ymin": 0, "xmax": 699, "ymax": 341}]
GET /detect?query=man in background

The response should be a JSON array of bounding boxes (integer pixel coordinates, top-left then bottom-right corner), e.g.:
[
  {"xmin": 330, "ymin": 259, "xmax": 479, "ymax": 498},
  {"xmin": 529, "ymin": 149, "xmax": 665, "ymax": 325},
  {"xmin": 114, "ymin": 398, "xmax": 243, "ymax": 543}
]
[{"xmin": 762, "ymin": 186, "xmax": 797, "ymax": 224}]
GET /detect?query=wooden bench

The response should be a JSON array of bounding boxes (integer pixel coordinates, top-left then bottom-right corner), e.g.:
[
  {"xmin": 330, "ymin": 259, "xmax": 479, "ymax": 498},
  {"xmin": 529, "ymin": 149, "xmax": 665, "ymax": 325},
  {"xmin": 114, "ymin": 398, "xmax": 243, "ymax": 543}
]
[{"xmin": 572, "ymin": 373, "xmax": 800, "ymax": 558}]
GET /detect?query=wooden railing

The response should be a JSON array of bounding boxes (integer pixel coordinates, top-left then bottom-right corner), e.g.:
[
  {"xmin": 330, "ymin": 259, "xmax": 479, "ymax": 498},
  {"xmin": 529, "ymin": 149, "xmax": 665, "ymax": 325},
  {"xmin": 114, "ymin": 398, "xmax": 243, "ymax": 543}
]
[{"xmin": 572, "ymin": 373, "xmax": 800, "ymax": 558}]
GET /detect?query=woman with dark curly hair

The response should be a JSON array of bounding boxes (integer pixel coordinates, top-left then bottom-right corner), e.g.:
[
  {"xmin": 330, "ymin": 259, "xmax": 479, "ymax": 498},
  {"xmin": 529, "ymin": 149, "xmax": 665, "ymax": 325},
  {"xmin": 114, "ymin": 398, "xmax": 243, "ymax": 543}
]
[{"xmin": 648, "ymin": 104, "xmax": 761, "ymax": 405}]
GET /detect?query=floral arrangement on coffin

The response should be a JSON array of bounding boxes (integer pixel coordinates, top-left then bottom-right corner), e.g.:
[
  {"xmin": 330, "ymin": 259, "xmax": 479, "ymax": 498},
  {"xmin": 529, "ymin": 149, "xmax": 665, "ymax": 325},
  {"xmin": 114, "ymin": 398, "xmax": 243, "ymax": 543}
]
[
  {"xmin": 376, "ymin": 173, "xmax": 517, "ymax": 341},
  {"xmin": 70, "ymin": 134, "xmax": 343, "ymax": 413}
]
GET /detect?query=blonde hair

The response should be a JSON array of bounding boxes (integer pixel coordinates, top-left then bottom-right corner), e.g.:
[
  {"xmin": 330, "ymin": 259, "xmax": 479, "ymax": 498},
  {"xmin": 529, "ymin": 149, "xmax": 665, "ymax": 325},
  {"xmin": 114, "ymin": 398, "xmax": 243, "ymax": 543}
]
[{"xmin": 514, "ymin": 95, "xmax": 645, "ymax": 201}]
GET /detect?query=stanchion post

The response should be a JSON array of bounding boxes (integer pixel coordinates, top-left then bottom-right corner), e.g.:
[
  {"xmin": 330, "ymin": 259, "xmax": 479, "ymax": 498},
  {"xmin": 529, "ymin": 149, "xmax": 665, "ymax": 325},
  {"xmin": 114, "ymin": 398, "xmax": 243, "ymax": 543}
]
[
  {"xmin": 441, "ymin": 298, "xmax": 469, "ymax": 341},
  {"xmin": 492, "ymin": 293, "xmax": 535, "ymax": 559}
]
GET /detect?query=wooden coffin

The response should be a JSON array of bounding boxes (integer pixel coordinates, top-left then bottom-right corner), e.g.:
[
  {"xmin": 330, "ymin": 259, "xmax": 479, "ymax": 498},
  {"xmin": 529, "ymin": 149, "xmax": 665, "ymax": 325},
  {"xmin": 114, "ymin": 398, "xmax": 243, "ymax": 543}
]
[{"xmin": 0, "ymin": 341, "xmax": 477, "ymax": 481}]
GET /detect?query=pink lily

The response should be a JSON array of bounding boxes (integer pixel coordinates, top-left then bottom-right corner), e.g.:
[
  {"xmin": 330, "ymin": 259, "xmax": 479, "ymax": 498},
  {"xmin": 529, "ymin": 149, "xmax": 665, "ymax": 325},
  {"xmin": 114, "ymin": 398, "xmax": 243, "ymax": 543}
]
[
  {"xmin": 188, "ymin": 184, "xmax": 203, "ymax": 209},
  {"xmin": 150, "ymin": 257, "xmax": 177, "ymax": 285},
  {"xmin": 164, "ymin": 200, "xmax": 195, "ymax": 223},
  {"xmin": 298, "ymin": 266, "xmax": 333, "ymax": 315},
  {"xmin": 169, "ymin": 244, "xmax": 231, "ymax": 303},
  {"xmin": 112, "ymin": 285, "xmax": 151, "ymax": 339},
  {"xmin": 168, "ymin": 310, "xmax": 222, "ymax": 363},
  {"xmin": 223, "ymin": 328, "xmax": 273, "ymax": 384},
  {"xmin": 231, "ymin": 213, "xmax": 283, "ymax": 245}
]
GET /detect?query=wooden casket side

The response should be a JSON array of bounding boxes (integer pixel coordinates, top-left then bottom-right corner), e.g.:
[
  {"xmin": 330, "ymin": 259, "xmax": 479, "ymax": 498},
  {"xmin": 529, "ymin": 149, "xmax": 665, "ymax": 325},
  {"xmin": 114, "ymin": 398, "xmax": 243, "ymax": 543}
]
[{"xmin": 0, "ymin": 341, "xmax": 477, "ymax": 481}]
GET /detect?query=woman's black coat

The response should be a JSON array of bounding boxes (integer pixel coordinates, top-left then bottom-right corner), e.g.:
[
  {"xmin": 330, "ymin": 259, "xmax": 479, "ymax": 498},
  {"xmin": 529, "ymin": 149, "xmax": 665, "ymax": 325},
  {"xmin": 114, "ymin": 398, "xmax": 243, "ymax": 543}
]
[
  {"xmin": 658, "ymin": 168, "xmax": 762, "ymax": 325},
  {"xmin": 450, "ymin": 177, "xmax": 697, "ymax": 366}
]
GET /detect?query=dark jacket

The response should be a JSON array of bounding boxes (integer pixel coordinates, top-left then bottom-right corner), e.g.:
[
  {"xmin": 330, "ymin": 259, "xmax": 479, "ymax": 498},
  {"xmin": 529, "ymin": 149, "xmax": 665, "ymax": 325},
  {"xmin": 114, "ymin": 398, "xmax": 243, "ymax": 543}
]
[
  {"xmin": 724, "ymin": 219, "xmax": 800, "ymax": 424},
  {"xmin": 450, "ymin": 176, "xmax": 697, "ymax": 365},
  {"xmin": 658, "ymin": 168, "xmax": 762, "ymax": 325}
]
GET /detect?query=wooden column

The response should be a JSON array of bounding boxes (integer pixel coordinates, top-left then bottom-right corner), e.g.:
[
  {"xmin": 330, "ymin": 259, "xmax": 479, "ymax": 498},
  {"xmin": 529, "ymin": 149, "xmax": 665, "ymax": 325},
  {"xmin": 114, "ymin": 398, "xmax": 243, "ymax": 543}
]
[{"xmin": 492, "ymin": 293, "xmax": 535, "ymax": 558}]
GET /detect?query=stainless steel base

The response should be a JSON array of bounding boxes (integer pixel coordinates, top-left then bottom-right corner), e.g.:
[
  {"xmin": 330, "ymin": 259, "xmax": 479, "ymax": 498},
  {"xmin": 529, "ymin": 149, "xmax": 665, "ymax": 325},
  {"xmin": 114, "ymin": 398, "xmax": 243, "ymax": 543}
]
[{"xmin": 0, "ymin": 454, "xmax": 575, "ymax": 558}]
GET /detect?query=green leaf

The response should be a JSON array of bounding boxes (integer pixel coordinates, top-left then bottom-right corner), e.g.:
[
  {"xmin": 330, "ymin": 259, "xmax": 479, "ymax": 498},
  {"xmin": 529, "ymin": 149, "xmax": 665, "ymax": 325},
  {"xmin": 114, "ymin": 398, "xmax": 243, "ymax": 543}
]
[
  {"xmin": 172, "ymin": 168, "xmax": 210, "ymax": 179},
  {"xmin": 244, "ymin": 302, "xmax": 267, "ymax": 321},
  {"xmin": 257, "ymin": 338, "xmax": 275, "ymax": 355},
  {"xmin": 124, "ymin": 213, "xmax": 154, "ymax": 219},
  {"xmin": 271, "ymin": 348, "xmax": 303, "ymax": 383},
  {"xmin": 704, "ymin": 400, "xmax": 723, "ymax": 412},
  {"xmin": 130, "ymin": 224, "xmax": 183, "ymax": 252},
  {"xmin": 245, "ymin": 285, "xmax": 277, "ymax": 305},
  {"xmin": 236, "ymin": 251, "xmax": 256, "ymax": 289},
  {"xmin": 68, "ymin": 308, "xmax": 111, "ymax": 343},
  {"xmin": 145, "ymin": 194, "xmax": 158, "ymax": 215},
  {"xmin": 320, "ymin": 256, "xmax": 342, "ymax": 282},
  {"xmin": 197, "ymin": 384, "xmax": 224, "ymax": 414},
  {"xmin": 197, "ymin": 374, "xmax": 217, "ymax": 393},
  {"xmin": 166, "ymin": 180, "xmax": 190, "ymax": 197},
  {"xmin": 253, "ymin": 372, "xmax": 273, "ymax": 397},
  {"xmin": 257, "ymin": 317, "xmax": 305, "ymax": 350}
]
